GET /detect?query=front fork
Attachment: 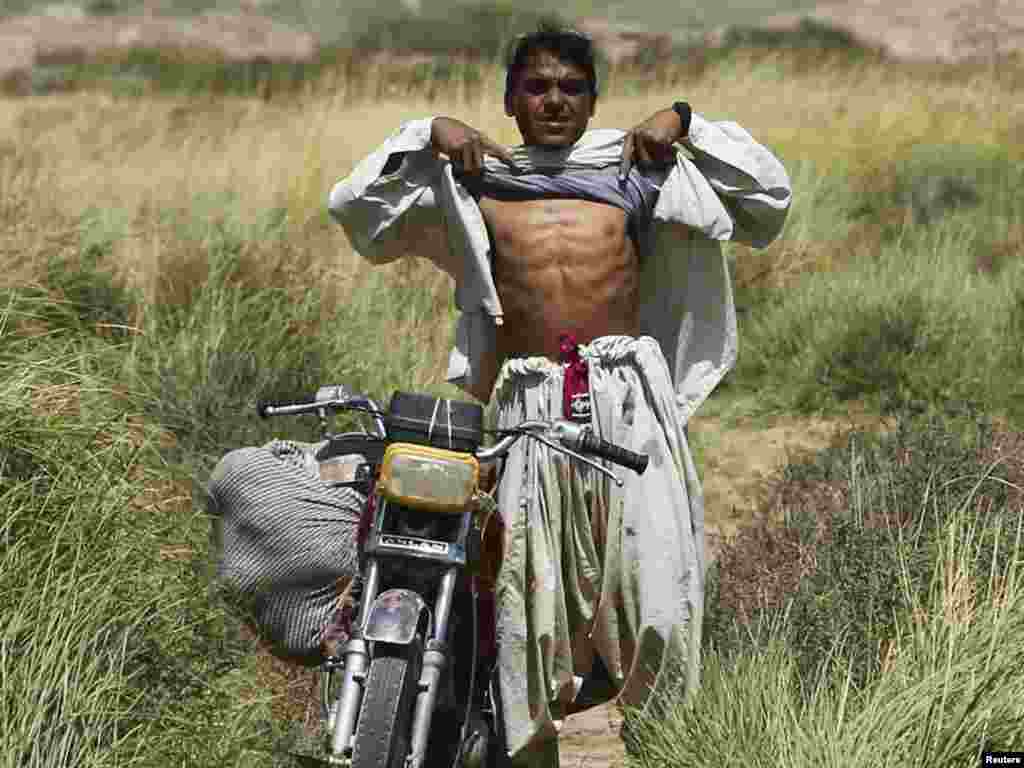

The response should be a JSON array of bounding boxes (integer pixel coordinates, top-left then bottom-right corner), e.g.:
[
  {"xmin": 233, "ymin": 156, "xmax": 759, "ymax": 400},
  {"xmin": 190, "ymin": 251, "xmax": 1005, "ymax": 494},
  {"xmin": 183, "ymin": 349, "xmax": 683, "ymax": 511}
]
[
  {"xmin": 324, "ymin": 559, "xmax": 380, "ymax": 764},
  {"xmin": 325, "ymin": 560, "xmax": 459, "ymax": 768}
]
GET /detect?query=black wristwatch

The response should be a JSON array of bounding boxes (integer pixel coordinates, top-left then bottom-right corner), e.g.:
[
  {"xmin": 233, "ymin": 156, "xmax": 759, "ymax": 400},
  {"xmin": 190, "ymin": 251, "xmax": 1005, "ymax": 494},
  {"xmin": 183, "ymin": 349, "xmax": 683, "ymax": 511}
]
[{"xmin": 671, "ymin": 101, "xmax": 692, "ymax": 139}]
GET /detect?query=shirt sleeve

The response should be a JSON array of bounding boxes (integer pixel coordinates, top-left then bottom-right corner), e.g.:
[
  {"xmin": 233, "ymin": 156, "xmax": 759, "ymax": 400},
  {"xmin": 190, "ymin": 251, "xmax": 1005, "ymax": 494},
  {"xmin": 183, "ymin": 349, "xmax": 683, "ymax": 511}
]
[
  {"xmin": 682, "ymin": 112, "xmax": 792, "ymax": 248},
  {"xmin": 327, "ymin": 117, "xmax": 461, "ymax": 275}
]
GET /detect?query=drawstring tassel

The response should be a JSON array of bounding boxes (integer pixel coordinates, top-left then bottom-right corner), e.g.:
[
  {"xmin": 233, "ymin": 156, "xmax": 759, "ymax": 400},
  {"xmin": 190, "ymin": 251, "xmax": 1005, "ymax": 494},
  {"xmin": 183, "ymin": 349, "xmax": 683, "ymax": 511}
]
[{"xmin": 559, "ymin": 332, "xmax": 591, "ymax": 422}]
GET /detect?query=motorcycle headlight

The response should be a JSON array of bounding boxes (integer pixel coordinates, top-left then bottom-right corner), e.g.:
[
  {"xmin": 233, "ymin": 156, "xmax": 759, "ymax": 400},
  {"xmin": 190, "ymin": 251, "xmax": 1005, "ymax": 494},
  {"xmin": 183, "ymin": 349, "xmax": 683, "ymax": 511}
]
[{"xmin": 378, "ymin": 443, "xmax": 480, "ymax": 514}]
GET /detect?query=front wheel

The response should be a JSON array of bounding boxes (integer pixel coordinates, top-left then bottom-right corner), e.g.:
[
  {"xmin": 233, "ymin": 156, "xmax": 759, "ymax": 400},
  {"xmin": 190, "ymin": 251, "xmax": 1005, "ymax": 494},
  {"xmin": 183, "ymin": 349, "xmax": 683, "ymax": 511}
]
[{"xmin": 351, "ymin": 640, "xmax": 422, "ymax": 768}]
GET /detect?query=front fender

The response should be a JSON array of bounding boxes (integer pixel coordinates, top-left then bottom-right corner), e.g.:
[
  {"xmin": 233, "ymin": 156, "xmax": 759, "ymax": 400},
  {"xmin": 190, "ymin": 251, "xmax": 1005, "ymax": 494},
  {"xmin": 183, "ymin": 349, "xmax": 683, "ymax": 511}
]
[{"xmin": 362, "ymin": 588, "xmax": 428, "ymax": 645}]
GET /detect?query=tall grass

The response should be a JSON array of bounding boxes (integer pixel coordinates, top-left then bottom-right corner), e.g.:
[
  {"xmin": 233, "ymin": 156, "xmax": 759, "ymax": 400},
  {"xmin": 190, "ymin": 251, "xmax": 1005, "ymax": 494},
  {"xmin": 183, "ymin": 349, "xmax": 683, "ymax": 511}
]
[
  {"xmin": 729, "ymin": 187, "xmax": 1024, "ymax": 417},
  {"xmin": 1, "ymin": 45, "xmax": 1022, "ymax": 765},
  {"xmin": 628, "ymin": 417, "xmax": 1024, "ymax": 766},
  {"xmin": 705, "ymin": 411, "xmax": 1024, "ymax": 682},
  {"xmin": 0, "ymin": 290, "xmax": 284, "ymax": 767}
]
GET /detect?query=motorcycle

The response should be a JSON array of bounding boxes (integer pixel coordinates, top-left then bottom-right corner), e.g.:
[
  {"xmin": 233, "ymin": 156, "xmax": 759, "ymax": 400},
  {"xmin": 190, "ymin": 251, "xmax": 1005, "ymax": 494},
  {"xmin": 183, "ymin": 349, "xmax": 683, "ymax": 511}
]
[{"xmin": 257, "ymin": 384, "xmax": 648, "ymax": 768}]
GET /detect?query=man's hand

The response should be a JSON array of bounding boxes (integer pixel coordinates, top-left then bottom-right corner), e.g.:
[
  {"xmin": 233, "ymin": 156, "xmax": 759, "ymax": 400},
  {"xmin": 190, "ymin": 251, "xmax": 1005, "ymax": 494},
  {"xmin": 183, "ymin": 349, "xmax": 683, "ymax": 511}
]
[
  {"xmin": 431, "ymin": 117, "xmax": 519, "ymax": 175},
  {"xmin": 619, "ymin": 108, "xmax": 686, "ymax": 180}
]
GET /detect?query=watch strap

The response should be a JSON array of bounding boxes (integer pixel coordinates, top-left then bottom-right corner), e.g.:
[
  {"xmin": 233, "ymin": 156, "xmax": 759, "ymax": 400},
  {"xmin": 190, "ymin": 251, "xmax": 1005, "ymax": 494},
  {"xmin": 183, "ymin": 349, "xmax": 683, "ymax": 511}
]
[{"xmin": 671, "ymin": 101, "xmax": 692, "ymax": 138}]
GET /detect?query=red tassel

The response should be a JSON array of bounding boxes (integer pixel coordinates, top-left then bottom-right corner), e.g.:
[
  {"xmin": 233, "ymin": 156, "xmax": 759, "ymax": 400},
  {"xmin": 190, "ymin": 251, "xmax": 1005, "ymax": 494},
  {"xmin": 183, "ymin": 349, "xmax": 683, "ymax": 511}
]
[{"xmin": 559, "ymin": 332, "xmax": 591, "ymax": 422}]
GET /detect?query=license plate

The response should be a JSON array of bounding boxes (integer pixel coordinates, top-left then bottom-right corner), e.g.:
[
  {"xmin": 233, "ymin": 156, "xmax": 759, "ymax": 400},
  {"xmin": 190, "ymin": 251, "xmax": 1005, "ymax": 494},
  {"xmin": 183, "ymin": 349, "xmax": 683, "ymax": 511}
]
[{"xmin": 379, "ymin": 534, "xmax": 450, "ymax": 556}]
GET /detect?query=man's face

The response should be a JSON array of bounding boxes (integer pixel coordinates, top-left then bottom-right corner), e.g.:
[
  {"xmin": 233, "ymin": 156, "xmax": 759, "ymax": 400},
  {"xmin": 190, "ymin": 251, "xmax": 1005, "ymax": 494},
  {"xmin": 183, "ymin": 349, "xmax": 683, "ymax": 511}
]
[{"xmin": 507, "ymin": 49, "xmax": 594, "ymax": 148}]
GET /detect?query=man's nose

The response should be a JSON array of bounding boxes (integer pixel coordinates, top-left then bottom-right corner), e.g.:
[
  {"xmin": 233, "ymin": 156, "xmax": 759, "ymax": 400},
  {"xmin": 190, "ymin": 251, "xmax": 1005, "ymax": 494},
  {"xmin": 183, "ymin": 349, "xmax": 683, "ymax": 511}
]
[{"xmin": 544, "ymin": 86, "xmax": 566, "ymax": 107}]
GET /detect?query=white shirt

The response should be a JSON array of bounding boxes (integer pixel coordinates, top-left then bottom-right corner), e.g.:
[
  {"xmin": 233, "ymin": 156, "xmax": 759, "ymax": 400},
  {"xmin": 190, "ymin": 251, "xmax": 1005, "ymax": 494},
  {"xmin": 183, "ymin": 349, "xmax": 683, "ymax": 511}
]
[{"xmin": 328, "ymin": 114, "xmax": 791, "ymax": 425}]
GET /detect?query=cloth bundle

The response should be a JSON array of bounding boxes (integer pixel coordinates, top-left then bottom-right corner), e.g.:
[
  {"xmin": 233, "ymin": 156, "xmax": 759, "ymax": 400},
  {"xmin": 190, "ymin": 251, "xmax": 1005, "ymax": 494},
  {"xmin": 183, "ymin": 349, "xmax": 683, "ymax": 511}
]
[{"xmin": 207, "ymin": 439, "xmax": 365, "ymax": 663}]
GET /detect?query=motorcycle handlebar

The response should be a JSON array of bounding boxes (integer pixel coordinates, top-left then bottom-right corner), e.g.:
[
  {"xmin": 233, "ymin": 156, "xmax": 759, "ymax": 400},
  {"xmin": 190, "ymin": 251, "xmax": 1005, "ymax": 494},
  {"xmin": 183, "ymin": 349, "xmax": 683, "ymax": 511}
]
[
  {"xmin": 257, "ymin": 385, "xmax": 359, "ymax": 419},
  {"xmin": 256, "ymin": 396, "xmax": 318, "ymax": 419},
  {"xmin": 576, "ymin": 429, "xmax": 649, "ymax": 475},
  {"xmin": 256, "ymin": 389, "xmax": 649, "ymax": 477}
]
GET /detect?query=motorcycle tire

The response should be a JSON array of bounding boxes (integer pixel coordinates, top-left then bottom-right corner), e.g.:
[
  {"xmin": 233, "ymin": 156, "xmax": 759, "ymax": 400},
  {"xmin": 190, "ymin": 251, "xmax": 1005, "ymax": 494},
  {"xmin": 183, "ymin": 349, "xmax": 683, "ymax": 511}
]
[{"xmin": 351, "ymin": 639, "xmax": 423, "ymax": 768}]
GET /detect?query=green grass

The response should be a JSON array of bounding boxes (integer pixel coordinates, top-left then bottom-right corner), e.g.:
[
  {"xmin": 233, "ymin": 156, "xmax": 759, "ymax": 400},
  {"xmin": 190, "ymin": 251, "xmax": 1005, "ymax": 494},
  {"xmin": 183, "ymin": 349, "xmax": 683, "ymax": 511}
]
[
  {"xmin": 0, "ymin": 202, "xmax": 463, "ymax": 764},
  {"xmin": 137, "ymin": 250, "xmax": 460, "ymax": 460},
  {"xmin": 0, "ymin": 290, "xmax": 283, "ymax": 766},
  {"xmin": 9, "ymin": 166, "xmax": 1020, "ymax": 766},
  {"xmin": 717, "ymin": 142, "xmax": 1024, "ymax": 423},
  {"xmin": 2, "ymin": 41, "xmax": 1023, "ymax": 767},
  {"xmin": 631, "ymin": 412, "xmax": 1024, "ymax": 766},
  {"xmin": 21, "ymin": 45, "xmax": 339, "ymax": 99},
  {"xmin": 704, "ymin": 411, "xmax": 1023, "ymax": 686}
]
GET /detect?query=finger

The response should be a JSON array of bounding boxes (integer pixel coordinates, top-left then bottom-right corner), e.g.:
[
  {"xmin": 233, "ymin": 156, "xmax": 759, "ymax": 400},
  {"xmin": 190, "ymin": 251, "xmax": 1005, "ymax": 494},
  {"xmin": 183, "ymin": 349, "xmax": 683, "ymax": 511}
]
[
  {"xmin": 619, "ymin": 132, "xmax": 634, "ymax": 180},
  {"xmin": 634, "ymin": 133, "xmax": 654, "ymax": 169},
  {"xmin": 657, "ymin": 142, "xmax": 678, "ymax": 167},
  {"xmin": 480, "ymin": 136, "xmax": 509, "ymax": 162},
  {"xmin": 483, "ymin": 138, "xmax": 519, "ymax": 172},
  {"xmin": 469, "ymin": 141, "xmax": 483, "ymax": 174},
  {"xmin": 461, "ymin": 142, "xmax": 477, "ymax": 175}
]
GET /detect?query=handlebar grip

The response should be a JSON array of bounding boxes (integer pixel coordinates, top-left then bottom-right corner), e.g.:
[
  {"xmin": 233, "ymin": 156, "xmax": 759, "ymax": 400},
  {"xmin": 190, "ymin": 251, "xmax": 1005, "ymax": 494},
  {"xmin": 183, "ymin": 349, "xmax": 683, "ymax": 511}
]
[
  {"xmin": 256, "ymin": 396, "xmax": 317, "ymax": 419},
  {"xmin": 578, "ymin": 430, "xmax": 649, "ymax": 475}
]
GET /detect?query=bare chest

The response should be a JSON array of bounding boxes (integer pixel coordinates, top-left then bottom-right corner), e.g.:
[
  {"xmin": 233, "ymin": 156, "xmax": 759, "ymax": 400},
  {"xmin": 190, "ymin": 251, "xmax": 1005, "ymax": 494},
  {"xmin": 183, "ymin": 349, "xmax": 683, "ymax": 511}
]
[
  {"xmin": 477, "ymin": 196, "xmax": 641, "ymax": 359},
  {"xmin": 478, "ymin": 196, "xmax": 635, "ymax": 275}
]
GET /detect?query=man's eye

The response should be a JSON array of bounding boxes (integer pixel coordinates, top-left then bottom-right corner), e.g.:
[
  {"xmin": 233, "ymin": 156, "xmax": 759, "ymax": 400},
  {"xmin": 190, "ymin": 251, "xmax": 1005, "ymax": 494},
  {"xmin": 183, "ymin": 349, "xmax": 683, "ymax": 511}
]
[{"xmin": 521, "ymin": 78, "xmax": 588, "ymax": 97}]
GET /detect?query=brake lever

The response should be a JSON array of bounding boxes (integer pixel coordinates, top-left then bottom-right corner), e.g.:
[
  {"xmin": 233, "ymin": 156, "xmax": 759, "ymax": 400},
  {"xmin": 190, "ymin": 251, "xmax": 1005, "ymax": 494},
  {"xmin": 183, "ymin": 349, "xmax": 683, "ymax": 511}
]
[
  {"xmin": 311, "ymin": 386, "xmax": 388, "ymax": 440},
  {"xmin": 315, "ymin": 384, "xmax": 352, "ymax": 403},
  {"xmin": 530, "ymin": 431, "xmax": 623, "ymax": 488}
]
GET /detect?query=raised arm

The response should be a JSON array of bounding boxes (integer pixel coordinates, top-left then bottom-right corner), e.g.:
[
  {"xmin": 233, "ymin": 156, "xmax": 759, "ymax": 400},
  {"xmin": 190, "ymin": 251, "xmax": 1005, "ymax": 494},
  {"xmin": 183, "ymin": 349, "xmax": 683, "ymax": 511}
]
[
  {"xmin": 683, "ymin": 112, "xmax": 791, "ymax": 248},
  {"xmin": 328, "ymin": 117, "xmax": 520, "ymax": 278},
  {"xmin": 327, "ymin": 117, "xmax": 456, "ymax": 272},
  {"xmin": 621, "ymin": 105, "xmax": 792, "ymax": 248}
]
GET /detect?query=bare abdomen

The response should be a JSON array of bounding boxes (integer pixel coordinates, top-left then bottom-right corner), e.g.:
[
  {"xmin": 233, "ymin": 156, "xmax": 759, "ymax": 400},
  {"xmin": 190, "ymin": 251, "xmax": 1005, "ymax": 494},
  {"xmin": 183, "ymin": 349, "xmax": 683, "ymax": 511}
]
[{"xmin": 481, "ymin": 197, "xmax": 640, "ymax": 361}]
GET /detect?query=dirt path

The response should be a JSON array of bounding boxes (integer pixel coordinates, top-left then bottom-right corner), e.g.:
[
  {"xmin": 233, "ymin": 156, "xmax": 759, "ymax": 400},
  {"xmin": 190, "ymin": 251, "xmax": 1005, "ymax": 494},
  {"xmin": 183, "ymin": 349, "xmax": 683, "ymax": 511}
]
[
  {"xmin": 555, "ymin": 409, "xmax": 890, "ymax": 767},
  {"xmin": 558, "ymin": 704, "xmax": 626, "ymax": 768},
  {"xmin": 698, "ymin": 410, "xmax": 891, "ymax": 562}
]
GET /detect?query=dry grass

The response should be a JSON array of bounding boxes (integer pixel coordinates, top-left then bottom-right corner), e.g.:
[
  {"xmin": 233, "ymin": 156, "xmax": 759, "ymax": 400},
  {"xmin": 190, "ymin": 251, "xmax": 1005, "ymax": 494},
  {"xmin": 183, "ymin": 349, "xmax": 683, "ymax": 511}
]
[
  {"xmin": 3, "ymin": 51, "xmax": 1021, "ymax": 313},
  {"xmin": 1, "ymin": 53, "xmax": 1019, "ymax": 432}
]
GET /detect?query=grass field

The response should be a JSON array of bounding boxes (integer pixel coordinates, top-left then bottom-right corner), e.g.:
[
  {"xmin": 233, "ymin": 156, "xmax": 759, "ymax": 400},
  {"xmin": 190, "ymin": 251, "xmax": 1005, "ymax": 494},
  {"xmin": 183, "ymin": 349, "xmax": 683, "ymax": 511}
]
[{"xmin": 2, "ymin": 33, "xmax": 1023, "ymax": 767}]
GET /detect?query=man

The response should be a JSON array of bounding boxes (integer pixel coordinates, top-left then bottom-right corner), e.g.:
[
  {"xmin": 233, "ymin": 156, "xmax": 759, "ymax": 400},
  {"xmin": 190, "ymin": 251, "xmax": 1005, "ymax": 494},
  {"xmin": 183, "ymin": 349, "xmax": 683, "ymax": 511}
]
[{"xmin": 329, "ymin": 23, "xmax": 791, "ymax": 767}]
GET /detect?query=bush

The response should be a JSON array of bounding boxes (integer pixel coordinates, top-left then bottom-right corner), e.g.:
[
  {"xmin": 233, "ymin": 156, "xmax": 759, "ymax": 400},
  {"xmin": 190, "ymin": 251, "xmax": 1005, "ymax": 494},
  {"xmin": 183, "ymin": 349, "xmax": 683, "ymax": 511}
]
[
  {"xmin": 353, "ymin": 3, "xmax": 566, "ymax": 60},
  {"xmin": 850, "ymin": 144, "xmax": 1012, "ymax": 230},
  {"xmin": 806, "ymin": 293, "xmax": 952, "ymax": 411},
  {"xmin": 720, "ymin": 19, "xmax": 864, "ymax": 52},
  {"xmin": 43, "ymin": 211, "xmax": 139, "ymax": 335},
  {"xmin": 704, "ymin": 410, "xmax": 1024, "ymax": 691},
  {"xmin": 729, "ymin": 142, "xmax": 1024, "ymax": 421}
]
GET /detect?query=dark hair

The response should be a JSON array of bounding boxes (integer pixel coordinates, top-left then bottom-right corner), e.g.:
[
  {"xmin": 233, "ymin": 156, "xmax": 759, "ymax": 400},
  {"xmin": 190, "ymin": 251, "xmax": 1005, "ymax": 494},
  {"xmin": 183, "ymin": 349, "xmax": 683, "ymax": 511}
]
[{"xmin": 504, "ymin": 22, "xmax": 599, "ymax": 110}]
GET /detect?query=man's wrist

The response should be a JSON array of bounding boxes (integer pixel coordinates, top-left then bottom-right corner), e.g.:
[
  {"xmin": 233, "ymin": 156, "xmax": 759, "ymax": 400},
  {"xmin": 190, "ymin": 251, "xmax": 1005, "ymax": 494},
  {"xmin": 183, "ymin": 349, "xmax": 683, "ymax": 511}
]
[{"xmin": 671, "ymin": 101, "xmax": 692, "ymax": 141}]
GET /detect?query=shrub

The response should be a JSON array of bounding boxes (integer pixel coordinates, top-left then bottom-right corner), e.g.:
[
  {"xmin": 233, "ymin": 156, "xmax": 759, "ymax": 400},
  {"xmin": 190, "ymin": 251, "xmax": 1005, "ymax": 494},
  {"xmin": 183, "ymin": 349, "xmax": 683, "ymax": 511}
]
[
  {"xmin": 704, "ymin": 410, "xmax": 1024, "ymax": 691},
  {"xmin": 353, "ymin": 3, "xmax": 567, "ymax": 60}
]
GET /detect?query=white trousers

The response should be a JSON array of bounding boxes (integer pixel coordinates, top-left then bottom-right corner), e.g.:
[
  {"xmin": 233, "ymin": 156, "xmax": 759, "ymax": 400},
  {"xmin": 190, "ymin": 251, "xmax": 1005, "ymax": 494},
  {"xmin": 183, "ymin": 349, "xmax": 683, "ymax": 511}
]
[{"xmin": 488, "ymin": 335, "xmax": 706, "ymax": 766}]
